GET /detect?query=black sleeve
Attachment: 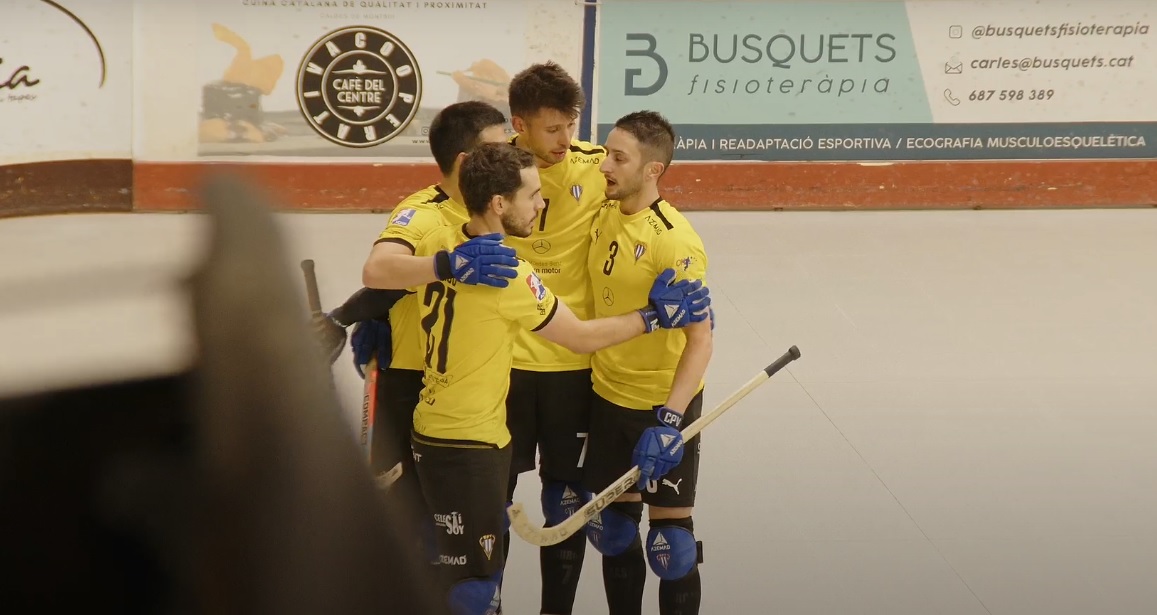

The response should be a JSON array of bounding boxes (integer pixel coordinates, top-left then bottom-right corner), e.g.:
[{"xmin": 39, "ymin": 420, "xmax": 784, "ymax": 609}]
[{"xmin": 329, "ymin": 287, "xmax": 410, "ymax": 325}]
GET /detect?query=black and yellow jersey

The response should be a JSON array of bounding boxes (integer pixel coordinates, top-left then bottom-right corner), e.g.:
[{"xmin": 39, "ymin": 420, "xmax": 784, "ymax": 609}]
[
  {"xmin": 506, "ymin": 138, "xmax": 607, "ymax": 372},
  {"xmin": 587, "ymin": 198, "xmax": 708, "ymax": 409},
  {"xmin": 373, "ymin": 185, "xmax": 470, "ymax": 371},
  {"xmin": 411, "ymin": 224, "xmax": 560, "ymax": 446}
]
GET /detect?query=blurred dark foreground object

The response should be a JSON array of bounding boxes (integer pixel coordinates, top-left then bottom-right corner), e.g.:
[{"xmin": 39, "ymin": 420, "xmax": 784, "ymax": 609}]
[{"xmin": 0, "ymin": 175, "xmax": 449, "ymax": 614}]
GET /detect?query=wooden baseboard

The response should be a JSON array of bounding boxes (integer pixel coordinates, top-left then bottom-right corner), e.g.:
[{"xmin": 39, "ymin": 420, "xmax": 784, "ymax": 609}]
[
  {"xmin": 1, "ymin": 159, "xmax": 133, "ymax": 218},
  {"xmin": 126, "ymin": 159, "xmax": 1157, "ymax": 212}
]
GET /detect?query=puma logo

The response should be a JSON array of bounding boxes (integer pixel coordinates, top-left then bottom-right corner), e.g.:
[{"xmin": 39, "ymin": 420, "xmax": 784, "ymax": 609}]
[{"xmin": 662, "ymin": 478, "xmax": 683, "ymax": 494}]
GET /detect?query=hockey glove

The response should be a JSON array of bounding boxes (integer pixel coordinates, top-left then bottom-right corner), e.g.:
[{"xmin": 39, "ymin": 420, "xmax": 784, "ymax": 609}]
[
  {"xmin": 632, "ymin": 406, "xmax": 685, "ymax": 490},
  {"xmin": 311, "ymin": 312, "xmax": 348, "ymax": 365},
  {"xmin": 434, "ymin": 233, "xmax": 519, "ymax": 288},
  {"xmin": 350, "ymin": 318, "xmax": 392, "ymax": 379},
  {"xmin": 643, "ymin": 269, "xmax": 712, "ymax": 331}
]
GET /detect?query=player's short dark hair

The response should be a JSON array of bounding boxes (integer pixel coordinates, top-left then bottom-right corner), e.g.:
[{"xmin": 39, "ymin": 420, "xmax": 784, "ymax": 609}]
[
  {"xmin": 614, "ymin": 110, "xmax": 676, "ymax": 171},
  {"xmin": 428, "ymin": 101, "xmax": 508, "ymax": 175},
  {"xmin": 459, "ymin": 142, "xmax": 536, "ymax": 216},
  {"xmin": 508, "ymin": 62, "xmax": 585, "ymax": 121}
]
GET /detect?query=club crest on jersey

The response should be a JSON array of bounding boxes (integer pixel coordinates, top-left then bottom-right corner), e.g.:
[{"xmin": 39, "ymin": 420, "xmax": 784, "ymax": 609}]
[
  {"xmin": 526, "ymin": 273, "xmax": 547, "ymax": 301},
  {"xmin": 479, "ymin": 534, "xmax": 496, "ymax": 560},
  {"xmin": 391, "ymin": 208, "xmax": 416, "ymax": 226},
  {"xmin": 571, "ymin": 184, "xmax": 583, "ymax": 201},
  {"xmin": 634, "ymin": 243, "xmax": 647, "ymax": 261},
  {"xmin": 675, "ymin": 256, "xmax": 694, "ymax": 271}
]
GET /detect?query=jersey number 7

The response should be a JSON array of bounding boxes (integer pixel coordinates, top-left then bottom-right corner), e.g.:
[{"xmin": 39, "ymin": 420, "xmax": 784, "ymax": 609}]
[
  {"xmin": 421, "ymin": 284, "xmax": 457, "ymax": 373},
  {"xmin": 538, "ymin": 198, "xmax": 551, "ymax": 232}
]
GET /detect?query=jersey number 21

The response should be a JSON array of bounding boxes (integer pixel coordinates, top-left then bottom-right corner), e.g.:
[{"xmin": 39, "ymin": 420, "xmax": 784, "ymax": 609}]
[{"xmin": 421, "ymin": 284, "xmax": 456, "ymax": 373}]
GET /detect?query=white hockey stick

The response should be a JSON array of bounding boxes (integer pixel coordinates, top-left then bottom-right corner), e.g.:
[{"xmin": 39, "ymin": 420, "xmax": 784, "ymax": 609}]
[{"xmin": 508, "ymin": 345, "xmax": 801, "ymax": 547}]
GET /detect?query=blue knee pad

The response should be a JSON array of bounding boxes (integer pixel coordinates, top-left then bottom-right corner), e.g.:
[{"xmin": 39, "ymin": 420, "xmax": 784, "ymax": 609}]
[
  {"xmin": 541, "ymin": 480, "xmax": 591, "ymax": 526},
  {"xmin": 447, "ymin": 570, "xmax": 503, "ymax": 615},
  {"xmin": 585, "ymin": 502, "xmax": 641, "ymax": 556},
  {"xmin": 646, "ymin": 518, "xmax": 701, "ymax": 581}
]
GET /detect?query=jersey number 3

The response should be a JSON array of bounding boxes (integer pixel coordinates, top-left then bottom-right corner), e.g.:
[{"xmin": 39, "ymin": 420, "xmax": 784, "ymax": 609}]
[
  {"xmin": 421, "ymin": 284, "xmax": 457, "ymax": 374},
  {"xmin": 602, "ymin": 240, "xmax": 619, "ymax": 275}
]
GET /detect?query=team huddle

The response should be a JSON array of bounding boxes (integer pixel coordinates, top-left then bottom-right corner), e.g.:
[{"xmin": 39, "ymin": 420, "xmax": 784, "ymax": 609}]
[{"xmin": 315, "ymin": 62, "xmax": 713, "ymax": 615}]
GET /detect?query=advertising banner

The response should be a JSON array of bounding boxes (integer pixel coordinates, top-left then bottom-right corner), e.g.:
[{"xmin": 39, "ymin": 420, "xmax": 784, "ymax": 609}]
[
  {"xmin": 195, "ymin": 0, "xmax": 528, "ymax": 158},
  {"xmin": 596, "ymin": 0, "xmax": 1157, "ymax": 161},
  {"xmin": 0, "ymin": 0, "xmax": 133, "ymax": 165}
]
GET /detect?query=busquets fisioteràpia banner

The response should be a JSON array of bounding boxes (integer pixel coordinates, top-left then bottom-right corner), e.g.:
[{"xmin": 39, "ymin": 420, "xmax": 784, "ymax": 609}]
[{"xmin": 595, "ymin": 0, "xmax": 1156, "ymax": 161}]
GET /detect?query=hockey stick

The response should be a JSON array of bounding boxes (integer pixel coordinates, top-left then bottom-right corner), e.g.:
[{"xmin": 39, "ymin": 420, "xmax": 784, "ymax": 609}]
[
  {"xmin": 301, "ymin": 259, "xmax": 377, "ymax": 464},
  {"xmin": 301, "ymin": 259, "xmax": 323, "ymax": 316},
  {"xmin": 360, "ymin": 355, "xmax": 378, "ymax": 464},
  {"xmin": 508, "ymin": 345, "xmax": 802, "ymax": 547}
]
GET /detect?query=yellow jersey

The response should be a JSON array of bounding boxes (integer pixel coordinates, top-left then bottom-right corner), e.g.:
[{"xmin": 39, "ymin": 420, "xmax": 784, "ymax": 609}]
[
  {"xmin": 373, "ymin": 185, "xmax": 470, "ymax": 371},
  {"xmin": 587, "ymin": 198, "xmax": 709, "ymax": 410},
  {"xmin": 506, "ymin": 138, "xmax": 607, "ymax": 372},
  {"xmin": 411, "ymin": 224, "xmax": 561, "ymax": 446}
]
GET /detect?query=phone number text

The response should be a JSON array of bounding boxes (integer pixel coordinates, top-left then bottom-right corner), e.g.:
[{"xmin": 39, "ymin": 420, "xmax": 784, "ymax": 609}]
[{"xmin": 969, "ymin": 89, "xmax": 1056, "ymax": 101}]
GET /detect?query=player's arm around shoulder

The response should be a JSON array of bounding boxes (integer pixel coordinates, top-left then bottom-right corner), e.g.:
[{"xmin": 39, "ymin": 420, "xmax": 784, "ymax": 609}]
[
  {"xmin": 534, "ymin": 262, "xmax": 712, "ymax": 355},
  {"xmin": 362, "ymin": 205, "xmax": 448, "ymax": 290},
  {"xmin": 533, "ymin": 295, "xmax": 645, "ymax": 355},
  {"xmin": 364, "ymin": 220, "xmax": 519, "ymax": 291}
]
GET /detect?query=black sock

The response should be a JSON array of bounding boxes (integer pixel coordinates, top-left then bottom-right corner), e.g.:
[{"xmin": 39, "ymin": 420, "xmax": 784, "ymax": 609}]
[
  {"xmin": 539, "ymin": 529, "xmax": 586, "ymax": 614},
  {"xmin": 601, "ymin": 502, "xmax": 646, "ymax": 615},
  {"xmin": 659, "ymin": 567, "xmax": 701, "ymax": 615},
  {"xmin": 492, "ymin": 530, "xmax": 510, "ymax": 614},
  {"xmin": 652, "ymin": 517, "xmax": 702, "ymax": 615},
  {"xmin": 498, "ymin": 475, "xmax": 517, "ymax": 615}
]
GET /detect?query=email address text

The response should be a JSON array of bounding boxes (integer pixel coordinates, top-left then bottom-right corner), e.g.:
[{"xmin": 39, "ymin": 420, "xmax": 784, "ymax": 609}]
[{"xmin": 968, "ymin": 55, "xmax": 1136, "ymax": 71}]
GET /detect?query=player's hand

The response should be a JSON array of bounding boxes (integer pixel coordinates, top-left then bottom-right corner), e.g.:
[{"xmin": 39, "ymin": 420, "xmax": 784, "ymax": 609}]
[
  {"xmin": 311, "ymin": 312, "xmax": 347, "ymax": 365},
  {"xmin": 646, "ymin": 269, "xmax": 712, "ymax": 329},
  {"xmin": 632, "ymin": 406, "xmax": 685, "ymax": 490},
  {"xmin": 350, "ymin": 319, "xmax": 391, "ymax": 379},
  {"xmin": 438, "ymin": 233, "xmax": 519, "ymax": 288}
]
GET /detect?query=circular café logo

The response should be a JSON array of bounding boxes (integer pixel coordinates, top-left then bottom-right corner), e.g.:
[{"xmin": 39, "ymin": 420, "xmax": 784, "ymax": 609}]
[{"xmin": 297, "ymin": 26, "xmax": 422, "ymax": 148}]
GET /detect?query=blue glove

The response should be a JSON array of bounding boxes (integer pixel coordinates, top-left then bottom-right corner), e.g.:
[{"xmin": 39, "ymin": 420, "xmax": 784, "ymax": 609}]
[
  {"xmin": 435, "ymin": 233, "xmax": 519, "ymax": 288},
  {"xmin": 350, "ymin": 319, "xmax": 391, "ymax": 379},
  {"xmin": 642, "ymin": 269, "xmax": 712, "ymax": 331},
  {"xmin": 631, "ymin": 406, "xmax": 685, "ymax": 490}
]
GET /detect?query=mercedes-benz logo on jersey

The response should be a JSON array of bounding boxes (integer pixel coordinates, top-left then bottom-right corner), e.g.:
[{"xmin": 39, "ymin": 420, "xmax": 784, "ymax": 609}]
[
  {"xmin": 602, "ymin": 287, "xmax": 614, "ymax": 306},
  {"xmin": 532, "ymin": 239, "xmax": 551, "ymax": 254},
  {"xmin": 297, "ymin": 26, "xmax": 422, "ymax": 148}
]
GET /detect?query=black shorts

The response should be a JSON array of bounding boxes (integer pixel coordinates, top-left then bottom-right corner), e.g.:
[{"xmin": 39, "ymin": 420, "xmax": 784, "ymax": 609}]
[
  {"xmin": 582, "ymin": 391, "xmax": 703, "ymax": 509},
  {"xmin": 371, "ymin": 367, "xmax": 423, "ymax": 475},
  {"xmin": 506, "ymin": 368, "xmax": 593, "ymax": 483},
  {"xmin": 412, "ymin": 434, "xmax": 512, "ymax": 582}
]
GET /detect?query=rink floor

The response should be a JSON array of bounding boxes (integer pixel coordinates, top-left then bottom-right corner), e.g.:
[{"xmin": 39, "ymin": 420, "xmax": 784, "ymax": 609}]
[{"xmin": 2, "ymin": 208, "xmax": 1156, "ymax": 614}]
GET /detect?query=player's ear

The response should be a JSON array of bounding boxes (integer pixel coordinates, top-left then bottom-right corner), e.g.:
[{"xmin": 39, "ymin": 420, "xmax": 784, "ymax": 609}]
[
  {"xmin": 488, "ymin": 193, "xmax": 505, "ymax": 216},
  {"xmin": 646, "ymin": 160, "xmax": 665, "ymax": 181},
  {"xmin": 452, "ymin": 151, "xmax": 468, "ymax": 174},
  {"xmin": 511, "ymin": 115, "xmax": 526, "ymax": 134}
]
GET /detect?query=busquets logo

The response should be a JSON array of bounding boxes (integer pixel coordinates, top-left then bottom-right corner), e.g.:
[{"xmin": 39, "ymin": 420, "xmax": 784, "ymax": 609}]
[{"xmin": 296, "ymin": 25, "xmax": 422, "ymax": 148}]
